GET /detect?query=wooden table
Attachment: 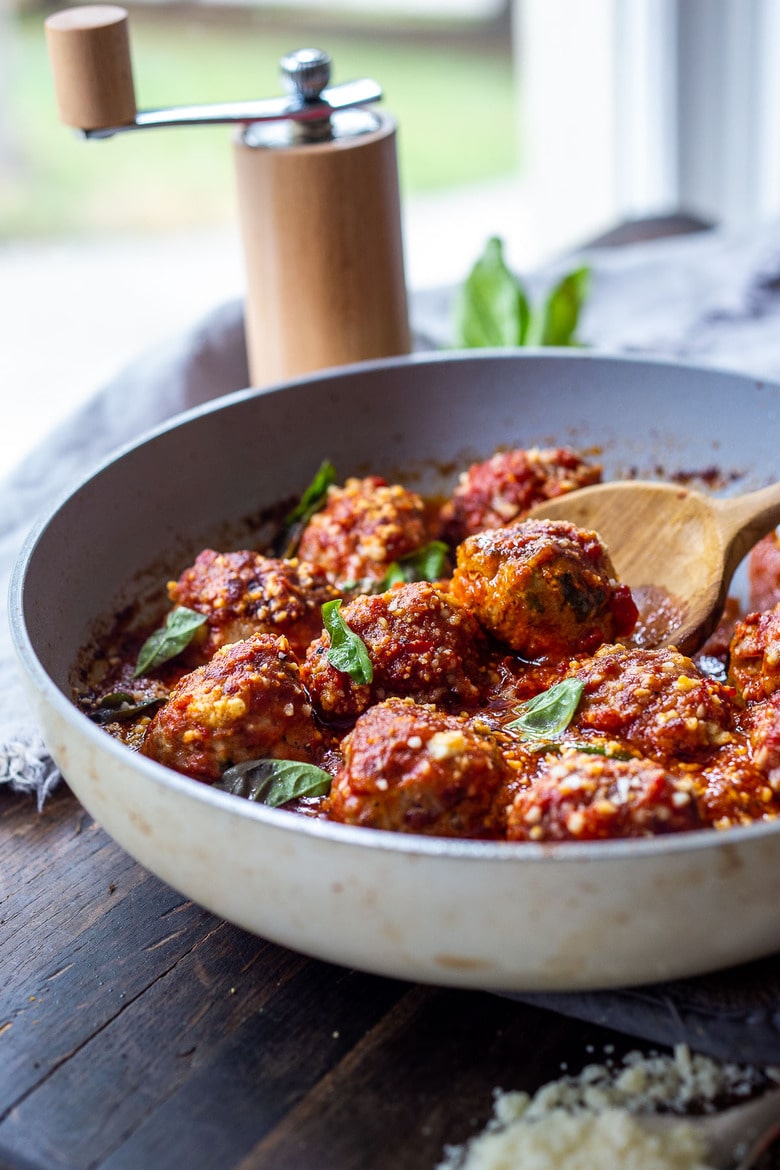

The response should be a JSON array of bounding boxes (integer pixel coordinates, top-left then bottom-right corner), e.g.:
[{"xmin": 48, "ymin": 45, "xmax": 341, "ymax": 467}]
[{"xmin": 2, "ymin": 782, "xmax": 662, "ymax": 1170}]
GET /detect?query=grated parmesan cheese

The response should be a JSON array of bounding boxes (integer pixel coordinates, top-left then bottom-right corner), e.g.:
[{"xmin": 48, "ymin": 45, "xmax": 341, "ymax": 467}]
[
  {"xmin": 437, "ymin": 1044, "xmax": 779, "ymax": 1170},
  {"xmin": 439, "ymin": 1102, "xmax": 709, "ymax": 1170}
]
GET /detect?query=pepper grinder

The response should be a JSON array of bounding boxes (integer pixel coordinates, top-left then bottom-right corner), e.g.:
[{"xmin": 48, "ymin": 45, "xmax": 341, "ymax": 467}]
[{"xmin": 44, "ymin": 6, "xmax": 411, "ymax": 386}]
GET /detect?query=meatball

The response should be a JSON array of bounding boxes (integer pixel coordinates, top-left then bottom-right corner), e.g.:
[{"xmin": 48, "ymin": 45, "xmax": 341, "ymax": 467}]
[
  {"xmin": 168, "ymin": 549, "xmax": 338, "ymax": 661},
  {"xmin": 327, "ymin": 697, "xmax": 511, "ymax": 837},
  {"xmin": 301, "ymin": 581, "xmax": 488, "ymax": 720},
  {"xmin": 438, "ymin": 446, "xmax": 601, "ymax": 545},
  {"xmin": 296, "ymin": 476, "xmax": 428, "ymax": 586},
  {"xmin": 740, "ymin": 692, "xmax": 780, "ymax": 787},
  {"xmin": 749, "ymin": 531, "xmax": 780, "ymax": 613},
  {"xmin": 729, "ymin": 604, "xmax": 780, "ymax": 702},
  {"xmin": 451, "ymin": 518, "xmax": 637, "ymax": 661},
  {"xmin": 696, "ymin": 740, "xmax": 779, "ymax": 827},
  {"xmin": 567, "ymin": 645, "xmax": 735, "ymax": 762},
  {"xmin": 506, "ymin": 749, "xmax": 703, "ymax": 841},
  {"xmin": 141, "ymin": 634, "xmax": 322, "ymax": 783}
]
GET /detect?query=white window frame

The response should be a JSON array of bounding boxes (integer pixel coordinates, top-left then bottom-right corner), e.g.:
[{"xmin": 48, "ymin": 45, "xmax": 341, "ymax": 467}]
[{"xmin": 513, "ymin": 0, "xmax": 780, "ymax": 257}]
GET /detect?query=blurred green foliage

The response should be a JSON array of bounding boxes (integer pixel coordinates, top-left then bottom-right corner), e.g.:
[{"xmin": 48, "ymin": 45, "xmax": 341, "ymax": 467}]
[{"xmin": 1, "ymin": 8, "xmax": 518, "ymax": 238}]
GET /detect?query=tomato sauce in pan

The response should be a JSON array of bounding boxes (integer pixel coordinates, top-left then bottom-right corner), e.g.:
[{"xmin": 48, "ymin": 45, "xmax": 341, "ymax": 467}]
[{"xmin": 76, "ymin": 449, "xmax": 780, "ymax": 843}]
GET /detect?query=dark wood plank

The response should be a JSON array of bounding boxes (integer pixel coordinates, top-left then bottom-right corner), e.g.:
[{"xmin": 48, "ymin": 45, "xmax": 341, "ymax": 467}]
[
  {"xmin": 1, "ymin": 787, "xmax": 410, "ymax": 1170},
  {"xmin": 236, "ymin": 986, "xmax": 643, "ymax": 1170},
  {"xmin": 0, "ymin": 788, "xmax": 306, "ymax": 1169},
  {"xmin": 1, "ymin": 787, "xmax": 221, "ymax": 1112},
  {"xmin": 92, "ymin": 962, "xmax": 409, "ymax": 1170},
  {"xmin": 0, "ymin": 921, "xmax": 316, "ymax": 1170},
  {"xmin": 8, "ymin": 780, "xmax": 776, "ymax": 1170}
]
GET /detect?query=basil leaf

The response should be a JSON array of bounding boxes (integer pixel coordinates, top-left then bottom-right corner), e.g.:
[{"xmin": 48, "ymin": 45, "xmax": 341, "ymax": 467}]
[
  {"xmin": 506, "ymin": 678, "xmax": 585, "ymax": 739},
  {"xmin": 538, "ymin": 265, "xmax": 590, "ymax": 347},
  {"xmin": 378, "ymin": 541, "xmax": 450, "ymax": 590},
  {"xmin": 284, "ymin": 459, "xmax": 336, "ymax": 526},
  {"xmin": 133, "ymin": 606, "xmax": 207, "ymax": 678},
  {"xmin": 528, "ymin": 740, "xmax": 634, "ymax": 761},
  {"xmin": 280, "ymin": 459, "xmax": 337, "ymax": 556},
  {"xmin": 322, "ymin": 598, "xmax": 373, "ymax": 685},
  {"xmin": 454, "ymin": 236, "xmax": 530, "ymax": 348},
  {"xmin": 217, "ymin": 758, "xmax": 332, "ymax": 806},
  {"xmin": 90, "ymin": 691, "xmax": 166, "ymax": 725}
]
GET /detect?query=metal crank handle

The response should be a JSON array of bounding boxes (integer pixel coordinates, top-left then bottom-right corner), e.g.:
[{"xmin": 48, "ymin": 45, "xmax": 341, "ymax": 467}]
[
  {"xmin": 82, "ymin": 78, "xmax": 383, "ymax": 139},
  {"xmin": 44, "ymin": 6, "xmax": 381, "ymax": 136}
]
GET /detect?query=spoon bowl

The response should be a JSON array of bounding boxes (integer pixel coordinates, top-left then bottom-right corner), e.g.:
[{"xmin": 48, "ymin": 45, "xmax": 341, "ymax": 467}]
[
  {"xmin": 528, "ymin": 479, "xmax": 780, "ymax": 654},
  {"xmin": 642, "ymin": 1084, "xmax": 780, "ymax": 1169}
]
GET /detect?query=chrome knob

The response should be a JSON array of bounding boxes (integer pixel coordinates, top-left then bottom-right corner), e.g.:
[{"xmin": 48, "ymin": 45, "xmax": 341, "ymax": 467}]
[{"xmin": 279, "ymin": 49, "xmax": 332, "ymax": 103}]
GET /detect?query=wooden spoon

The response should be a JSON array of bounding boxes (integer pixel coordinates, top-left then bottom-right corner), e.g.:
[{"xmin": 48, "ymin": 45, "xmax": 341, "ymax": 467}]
[
  {"xmin": 527, "ymin": 479, "xmax": 780, "ymax": 655},
  {"xmin": 642, "ymin": 1083, "xmax": 780, "ymax": 1169}
]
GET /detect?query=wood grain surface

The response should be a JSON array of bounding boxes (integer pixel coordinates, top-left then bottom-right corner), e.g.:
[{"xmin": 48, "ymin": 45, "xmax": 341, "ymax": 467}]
[{"xmin": 1, "ymin": 784, "xmax": 667, "ymax": 1170}]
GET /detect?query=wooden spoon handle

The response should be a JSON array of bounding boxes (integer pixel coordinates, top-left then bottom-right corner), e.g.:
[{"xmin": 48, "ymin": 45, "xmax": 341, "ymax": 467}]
[{"xmin": 715, "ymin": 481, "xmax": 780, "ymax": 581}]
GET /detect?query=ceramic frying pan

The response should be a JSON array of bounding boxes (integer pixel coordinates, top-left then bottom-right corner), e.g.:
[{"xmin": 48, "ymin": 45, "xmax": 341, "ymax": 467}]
[{"xmin": 11, "ymin": 351, "xmax": 780, "ymax": 991}]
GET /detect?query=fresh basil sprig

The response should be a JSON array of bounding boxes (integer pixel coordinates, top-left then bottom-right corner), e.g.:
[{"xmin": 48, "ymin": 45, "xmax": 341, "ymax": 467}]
[
  {"xmin": 322, "ymin": 598, "xmax": 373, "ymax": 685},
  {"xmin": 133, "ymin": 606, "xmax": 207, "ymax": 678},
  {"xmin": 455, "ymin": 236, "xmax": 531, "ymax": 347},
  {"xmin": 454, "ymin": 236, "xmax": 590, "ymax": 350},
  {"xmin": 217, "ymin": 758, "xmax": 332, "ymax": 806},
  {"xmin": 535, "ymin": 265, "xmax": 590, "ymax": 347},
  {"xmin": 506, "ymin": 678, "xmax": 585, "ymax": 740},
  {"xmin": 281, "ymin": 459, "xmax": 336, "ymax": 556}
]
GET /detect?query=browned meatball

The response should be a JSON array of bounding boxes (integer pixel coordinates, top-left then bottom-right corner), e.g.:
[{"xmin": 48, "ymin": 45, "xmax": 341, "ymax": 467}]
[
  {"xmin": 506, "ymin": 749, "xmax": 703, "ymax": 842},
  {"xmin": 141, "ymin": 634, "xmax": 322, "ymax": 783},
  {"xmin": 438, "ymin": 446, "xmax": 601, "ymax": 545},
  {"xmin": 740, "ymin": 692, "xmax": 780, "ymax": 787},
  {"xmin": 696, "ymin": 740, "xmax": 779, "ymax": 827},
  {"xmin": 327, "ymin": 697, "xmax": 511, "ymax": 837},
  {"xmin": 729, "ymin": 604, "xmax": 780, "ymax": 702},
  {"xmin": 749, "ymin": 531, "xmax": 780, "ymax": 613},
  {"xmin": 168, "ymin": 549, "xmax": 338, "ymax": 661},
  {"xmin": 296, "ymin": 476, "xmax": 428, "ymax": 586},
  {"xmin": 451, "ymin": 518, "xmax": 637, "ymax": 661},
  {"xmin": 567, "ymin": 645, "xmax": 735, "ymax": 762},
  {"xmin": 302, "ymin": 581, "xmax": 488, "ymax": 720}
]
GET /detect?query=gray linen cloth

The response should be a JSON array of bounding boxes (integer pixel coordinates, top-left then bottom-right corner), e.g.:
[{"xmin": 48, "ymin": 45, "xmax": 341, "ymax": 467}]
[{"xmin": 4, "ymin": 218, "xmax": 780, "ymax": 808}]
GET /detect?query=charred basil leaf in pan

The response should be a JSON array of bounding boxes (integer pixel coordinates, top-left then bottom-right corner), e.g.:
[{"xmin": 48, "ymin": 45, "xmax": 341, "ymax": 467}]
[{"xmin": 90, "ymin": 691, "xmax": 166, "ymax": 724}]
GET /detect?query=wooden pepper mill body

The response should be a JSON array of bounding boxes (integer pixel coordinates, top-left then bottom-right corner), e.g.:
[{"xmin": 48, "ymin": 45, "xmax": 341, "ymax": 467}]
[{"xmin": 234, "ymin": 111, "xmax": 410, "ymax": 387}]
